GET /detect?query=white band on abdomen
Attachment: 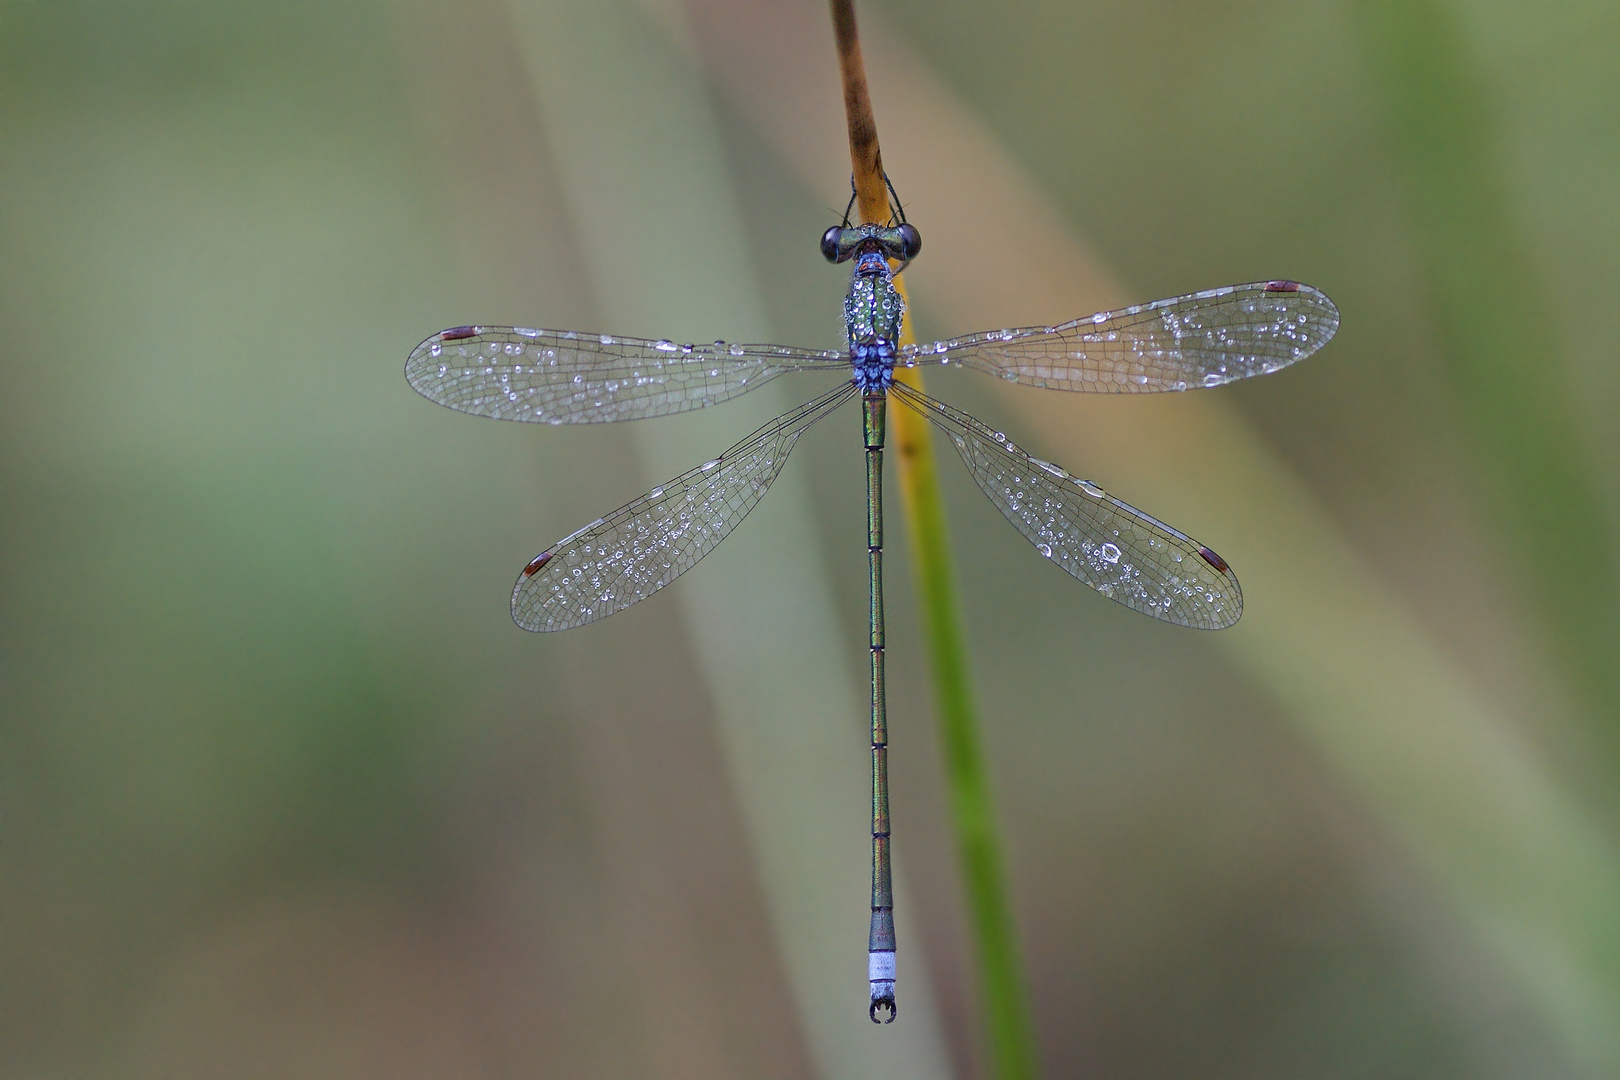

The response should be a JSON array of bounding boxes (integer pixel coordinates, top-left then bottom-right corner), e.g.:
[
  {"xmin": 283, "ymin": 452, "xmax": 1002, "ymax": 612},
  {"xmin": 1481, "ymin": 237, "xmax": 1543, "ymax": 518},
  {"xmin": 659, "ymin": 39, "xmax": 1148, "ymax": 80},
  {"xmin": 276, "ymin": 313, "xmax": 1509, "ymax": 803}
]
[{"xmin": 868, "ymin": 951, "xmax": 896, "ymax": 981}]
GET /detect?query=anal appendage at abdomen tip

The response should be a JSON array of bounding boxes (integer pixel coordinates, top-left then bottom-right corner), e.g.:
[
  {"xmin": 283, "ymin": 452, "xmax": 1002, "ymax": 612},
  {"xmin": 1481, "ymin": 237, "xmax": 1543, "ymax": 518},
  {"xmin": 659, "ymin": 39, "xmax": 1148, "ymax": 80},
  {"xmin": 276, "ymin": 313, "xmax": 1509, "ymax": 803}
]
[{"xmin": 869, "ymin": 949, "xmax": 896, "ymax": 1023}]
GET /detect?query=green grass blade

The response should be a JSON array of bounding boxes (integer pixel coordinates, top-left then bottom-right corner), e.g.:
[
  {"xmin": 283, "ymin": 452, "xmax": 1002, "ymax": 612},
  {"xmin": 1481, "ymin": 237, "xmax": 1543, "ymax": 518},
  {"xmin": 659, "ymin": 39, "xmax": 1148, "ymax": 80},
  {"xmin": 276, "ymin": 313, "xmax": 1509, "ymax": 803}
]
[{"xmin": 892, "ymin": 312, "xmax": 1042, "ymax": 1080}]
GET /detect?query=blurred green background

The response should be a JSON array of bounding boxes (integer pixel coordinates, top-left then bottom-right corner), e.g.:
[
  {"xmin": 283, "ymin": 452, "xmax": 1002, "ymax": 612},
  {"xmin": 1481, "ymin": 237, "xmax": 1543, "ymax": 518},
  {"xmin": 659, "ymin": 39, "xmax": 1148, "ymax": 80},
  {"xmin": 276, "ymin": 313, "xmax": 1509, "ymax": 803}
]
[{"xmin": 5, "ymin": 1, "xmax": 1619, "ymax": 1078}]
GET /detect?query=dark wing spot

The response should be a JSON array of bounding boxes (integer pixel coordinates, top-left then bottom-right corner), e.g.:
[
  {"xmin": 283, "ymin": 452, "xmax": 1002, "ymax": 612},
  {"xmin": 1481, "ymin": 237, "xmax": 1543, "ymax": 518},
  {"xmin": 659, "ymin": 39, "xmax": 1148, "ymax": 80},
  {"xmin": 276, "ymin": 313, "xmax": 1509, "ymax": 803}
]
[
  {"xmin": 1263, "ymin": 280, "xmax": 1301, "ymax": 293},
  {"xmin": 440, "ymin": 326, "xmax": 480, "ymax": 341},
  {"xmin": 1197, "ymin": 546, "xmax": 1230, "ymax": 573},
  {"xmin": 523, "ymin": 552, "xmax": 552, "ymax": 576}
]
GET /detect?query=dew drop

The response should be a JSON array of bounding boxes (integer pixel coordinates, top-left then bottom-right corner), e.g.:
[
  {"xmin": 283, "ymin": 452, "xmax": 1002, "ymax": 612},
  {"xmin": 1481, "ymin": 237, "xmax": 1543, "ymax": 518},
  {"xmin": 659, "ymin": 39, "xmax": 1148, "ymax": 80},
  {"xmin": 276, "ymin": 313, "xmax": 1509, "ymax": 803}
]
[{"xmin": 1100, "ymin": 543, "xmax": 1122, "ymax": 563}]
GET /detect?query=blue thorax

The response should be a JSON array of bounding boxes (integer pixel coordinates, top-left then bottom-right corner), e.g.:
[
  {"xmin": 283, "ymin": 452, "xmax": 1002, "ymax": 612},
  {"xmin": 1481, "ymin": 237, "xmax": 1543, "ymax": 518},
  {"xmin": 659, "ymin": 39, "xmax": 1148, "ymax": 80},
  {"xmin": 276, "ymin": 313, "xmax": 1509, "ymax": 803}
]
[{"xmin": 844, "ymin": 248, "xmax": 904, "ymax": 394}]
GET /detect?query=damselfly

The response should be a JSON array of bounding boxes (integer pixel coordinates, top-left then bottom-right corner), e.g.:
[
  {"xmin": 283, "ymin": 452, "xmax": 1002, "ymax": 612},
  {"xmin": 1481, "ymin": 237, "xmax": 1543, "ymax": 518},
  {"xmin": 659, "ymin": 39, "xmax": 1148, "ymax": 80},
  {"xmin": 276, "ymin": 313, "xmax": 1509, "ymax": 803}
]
[{"xmin": 405, "ymin": 190, "xmax": 1339, "ymax": 1023}]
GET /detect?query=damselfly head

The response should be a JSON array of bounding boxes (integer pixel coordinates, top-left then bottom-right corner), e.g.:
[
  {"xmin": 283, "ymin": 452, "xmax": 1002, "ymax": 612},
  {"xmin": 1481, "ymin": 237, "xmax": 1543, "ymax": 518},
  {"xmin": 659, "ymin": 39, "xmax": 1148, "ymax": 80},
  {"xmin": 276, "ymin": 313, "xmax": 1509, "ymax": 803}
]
[{"xmin": 820, "ymin": 223, "xmax": 922, "ymax": 266}]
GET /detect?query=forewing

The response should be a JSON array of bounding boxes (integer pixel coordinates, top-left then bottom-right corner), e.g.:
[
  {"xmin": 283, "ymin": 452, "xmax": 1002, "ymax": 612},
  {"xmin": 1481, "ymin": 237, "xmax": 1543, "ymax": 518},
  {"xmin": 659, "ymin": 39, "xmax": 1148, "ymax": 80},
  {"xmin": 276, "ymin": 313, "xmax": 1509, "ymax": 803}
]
[
  {"xmin": 893, "ymin": 384, "xmax": 1242, "ymax": 628},
  {"xmin": 897, "ymin": 281, "xmax": 1337, "ymax": 393},
  {"xmin": 406, "ymin": 326, "xmax": 846, "ymax": 424},
  {"xmin": 513, "ymin": 383, "xmax": 856, "ymax": 631}
]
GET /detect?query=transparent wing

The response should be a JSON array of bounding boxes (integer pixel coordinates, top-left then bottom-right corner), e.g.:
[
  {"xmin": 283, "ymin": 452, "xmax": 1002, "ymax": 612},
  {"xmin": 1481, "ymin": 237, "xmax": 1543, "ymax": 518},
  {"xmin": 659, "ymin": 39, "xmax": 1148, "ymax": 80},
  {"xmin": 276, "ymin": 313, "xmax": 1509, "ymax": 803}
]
[
  {"xmin": 513, "ymin": 383, "xmax": 857, "ymax": 631},
  {"xmin": 896, "ymin": 281, "xmax": 1337, "ymax": 393},
  {"xmin": 892, "ymin": 383, "xmax": 1242, "ymax": 629},
  {"xmin": 406, "ymin": 325, "xmax": 848, "ymax": 424}
]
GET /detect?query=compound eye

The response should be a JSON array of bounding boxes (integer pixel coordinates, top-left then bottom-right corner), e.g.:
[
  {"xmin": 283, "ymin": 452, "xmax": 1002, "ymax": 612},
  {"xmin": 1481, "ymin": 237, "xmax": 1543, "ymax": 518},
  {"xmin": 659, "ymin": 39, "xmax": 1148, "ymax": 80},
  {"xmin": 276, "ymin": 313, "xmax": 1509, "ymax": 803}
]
[
  {"xmin": 820, "ymin": 226, "xmax": 844, "ymax": 263},
  {"xmin": 896, "ymin": 223, "xmax": 922, "ymax": 261}
]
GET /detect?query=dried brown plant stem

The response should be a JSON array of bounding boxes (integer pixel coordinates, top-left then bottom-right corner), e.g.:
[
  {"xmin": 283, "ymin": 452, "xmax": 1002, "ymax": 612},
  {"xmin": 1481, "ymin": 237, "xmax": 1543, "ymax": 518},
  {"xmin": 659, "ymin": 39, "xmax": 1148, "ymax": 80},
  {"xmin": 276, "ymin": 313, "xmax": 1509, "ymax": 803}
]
[{"xmin": 829, "ymin": 0, "xmax": 889, "ymax": 225}]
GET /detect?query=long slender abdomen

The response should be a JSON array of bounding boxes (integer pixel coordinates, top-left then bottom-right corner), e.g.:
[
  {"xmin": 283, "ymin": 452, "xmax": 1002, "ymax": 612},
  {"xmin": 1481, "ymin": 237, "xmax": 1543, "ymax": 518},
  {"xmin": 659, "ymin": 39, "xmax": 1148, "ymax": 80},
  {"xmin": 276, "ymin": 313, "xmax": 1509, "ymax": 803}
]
[{"xmin": 863, "ymin": 390, "xmax": 896, "ymax": 1023}]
